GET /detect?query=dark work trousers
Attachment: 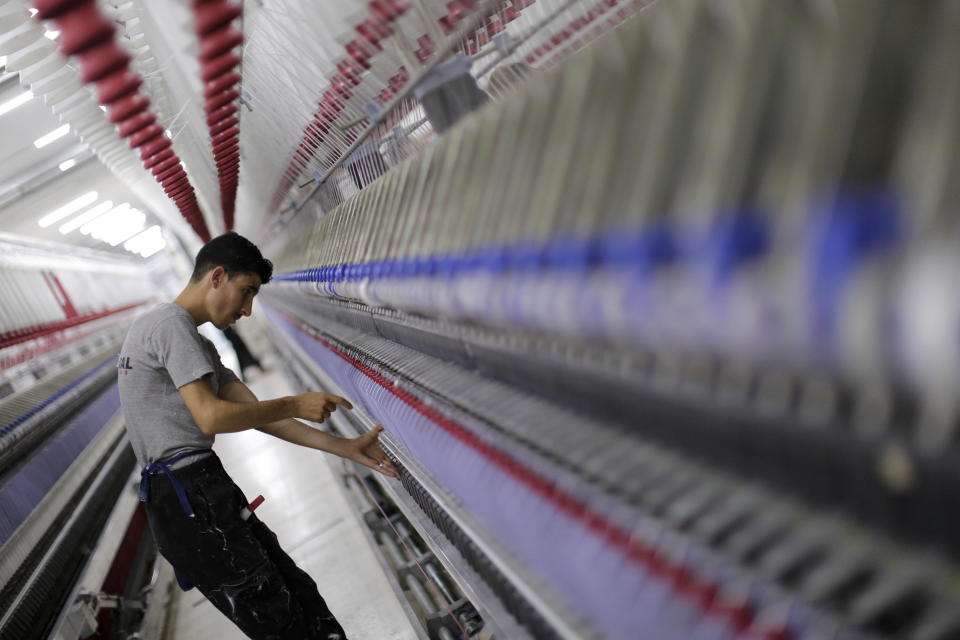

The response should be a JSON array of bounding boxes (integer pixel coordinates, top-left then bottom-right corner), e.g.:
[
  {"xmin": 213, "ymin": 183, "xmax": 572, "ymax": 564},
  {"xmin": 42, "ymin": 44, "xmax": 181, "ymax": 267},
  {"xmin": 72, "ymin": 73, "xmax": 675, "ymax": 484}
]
[{"xmin": 144, "ymin": 453, "xmax": 348, "ymax": 640}]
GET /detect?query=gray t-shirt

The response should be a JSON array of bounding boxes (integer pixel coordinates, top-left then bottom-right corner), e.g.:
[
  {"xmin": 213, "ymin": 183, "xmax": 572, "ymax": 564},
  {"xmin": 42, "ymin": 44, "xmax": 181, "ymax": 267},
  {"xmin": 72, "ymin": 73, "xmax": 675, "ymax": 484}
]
[{"xmin": 118, "ymin": 303, "xmax": 238, "ymax": 467}]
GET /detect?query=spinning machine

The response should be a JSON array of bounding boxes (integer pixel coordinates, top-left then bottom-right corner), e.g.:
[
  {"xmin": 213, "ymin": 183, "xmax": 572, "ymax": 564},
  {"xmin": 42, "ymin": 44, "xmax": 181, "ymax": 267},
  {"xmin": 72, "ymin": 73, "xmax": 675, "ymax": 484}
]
[{"xmin": 1, "ymin": 0, "xmax": 960, "ymax": 638}]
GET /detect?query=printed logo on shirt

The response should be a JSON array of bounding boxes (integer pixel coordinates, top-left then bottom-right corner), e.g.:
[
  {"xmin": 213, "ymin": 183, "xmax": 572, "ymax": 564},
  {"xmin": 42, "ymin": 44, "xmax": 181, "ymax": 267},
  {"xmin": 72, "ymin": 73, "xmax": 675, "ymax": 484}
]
[{"xmin": 117, "ymin": 355, "xmax": 133, "ymax": 375}]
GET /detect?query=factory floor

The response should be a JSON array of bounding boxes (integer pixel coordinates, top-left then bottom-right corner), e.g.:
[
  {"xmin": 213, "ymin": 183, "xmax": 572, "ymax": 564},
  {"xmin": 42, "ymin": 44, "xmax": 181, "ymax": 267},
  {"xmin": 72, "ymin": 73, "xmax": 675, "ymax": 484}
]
[{"xmin": 162, "ymin": 347, "xmax": 420, "ymax": 640}]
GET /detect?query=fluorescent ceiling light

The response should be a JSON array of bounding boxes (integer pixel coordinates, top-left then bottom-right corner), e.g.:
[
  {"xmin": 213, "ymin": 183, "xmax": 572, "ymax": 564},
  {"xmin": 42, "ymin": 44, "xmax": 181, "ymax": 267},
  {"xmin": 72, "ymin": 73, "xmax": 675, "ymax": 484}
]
[
  {"xmin": 33, "ymin": 124, "xmax": 70, "ymax": 148},
  {"xmin": 103, "ymin": 208, "xmax": 146, "ymax": 246},
  {"xmin": 0, "ymin": 90, "xmax": 33, "ymax": 117},
  {"xmin": 111, "ymin": 224, "xmax": 147, "ymax": 247},
  {"xmin": 38, "ymin": 191, "xmax": 98, "ymax": 228},
  {"xmin": 58, "ymin": 200, "xmax": 113, "ymax": 234},
  {"xmin": 100, "ymin": 209, "xmax": 147, "ymax": 247},
  {"xmin": 125, "ymin": 225, "xmax": 165, "ymax": 258},
  {"xmin": 58, "ymin": 158, "xmax": 76, "ymax": 172},
  {"xmin": 83, "ymin": 204, "xmax": 145, "ymax": 246},
  {"xmin": 81, "ymin": 202, "xmax": 128, "ymax": 235}
]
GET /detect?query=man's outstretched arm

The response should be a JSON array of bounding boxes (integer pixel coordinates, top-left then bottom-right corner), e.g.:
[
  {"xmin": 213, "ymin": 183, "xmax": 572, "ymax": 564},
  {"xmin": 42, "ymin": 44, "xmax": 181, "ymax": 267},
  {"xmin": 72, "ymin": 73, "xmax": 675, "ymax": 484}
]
[
  {"xmin": 178, "ymin": 375, "xmax": 345, "ymax": 436},
  {"xmin": 217, "ymin": 379, "xmax": 398, "ymax": 478}
]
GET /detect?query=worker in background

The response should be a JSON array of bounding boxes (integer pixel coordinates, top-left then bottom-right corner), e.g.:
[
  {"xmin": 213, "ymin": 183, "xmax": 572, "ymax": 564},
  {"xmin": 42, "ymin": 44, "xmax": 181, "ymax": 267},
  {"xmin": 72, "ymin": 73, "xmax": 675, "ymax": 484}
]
[
  {"xmin": 222, "ymin": 324, "xmax": 269, "ymax": 381},
  {"xmin": 117, "ymin": 232, "xmax": 399, "ymax": 640}
]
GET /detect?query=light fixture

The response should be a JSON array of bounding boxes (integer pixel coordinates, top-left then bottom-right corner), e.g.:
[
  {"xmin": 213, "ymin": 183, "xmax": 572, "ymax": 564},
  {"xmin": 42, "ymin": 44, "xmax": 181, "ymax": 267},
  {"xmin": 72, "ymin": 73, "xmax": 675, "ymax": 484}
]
[
  {"xmin": 0, "ymin": 90, "xmax": 33, "ymax": 117},
  {"xmin": 58, "ymin": 158, "xmax": 76, "ymax": 172},
  {"xmin": 83, "ymin": 204, "xmax": 146, "ymax": 247},
  {"xmin": 81, "ymin": 202, "xmax": 128, "ymax": 235},
  {"xmin": 106, "ymin": 208, "xmax": 146, "ymax": 246},
  {"xmin": 43, "ymin": 30, "xmax": 60, "ymax": 40},
  {"xmin": 37, "ymin": 191, "xmax": 98, "ymax": 228},
  {"xmin": 33, "ymin": 124, "xmax": 70, "ymax": 148},
  {"xmin": 113, "ymin": 228, "xmax": 147, "ymax": 247},
  {"xmin": 124, "ymin": 225, "xmax": 165, "ymax": 258},
  {"xmin": 58, "ymin": 200, "xmax": 113, "ymax": 234}
]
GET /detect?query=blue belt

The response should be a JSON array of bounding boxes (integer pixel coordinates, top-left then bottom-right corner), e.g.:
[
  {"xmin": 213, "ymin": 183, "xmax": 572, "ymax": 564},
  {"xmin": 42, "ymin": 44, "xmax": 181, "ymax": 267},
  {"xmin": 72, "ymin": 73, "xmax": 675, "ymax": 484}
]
[{"xmin": 139, "ymin": 449, "xmax": 213, "ymax": 518}]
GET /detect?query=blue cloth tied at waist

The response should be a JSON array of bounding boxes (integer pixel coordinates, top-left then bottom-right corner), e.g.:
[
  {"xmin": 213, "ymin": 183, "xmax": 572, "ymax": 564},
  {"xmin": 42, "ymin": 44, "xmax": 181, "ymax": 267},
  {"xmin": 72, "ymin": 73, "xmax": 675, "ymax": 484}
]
[{"xmin": 139, "ymin": 449, "xmax": 213, "ymax": 518}]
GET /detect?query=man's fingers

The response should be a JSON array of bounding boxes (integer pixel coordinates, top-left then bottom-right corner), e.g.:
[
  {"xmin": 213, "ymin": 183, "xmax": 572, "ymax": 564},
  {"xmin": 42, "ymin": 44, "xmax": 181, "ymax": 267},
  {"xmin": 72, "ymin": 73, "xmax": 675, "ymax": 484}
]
[
  {"xmin": 359, "ymin": 425, "xmax": 383, "ymax": 443},
  {"xmin": 358, "ymin": 453, "xmax": 381, "ymax": 469},
  {"xmin": 373, "ymin": 458, "xmax": 398, "ymax": 478},
  {"xmin": 328, "ymin": 395, "xmax": 353, "ymax": 410},
  {"xmin": 371, "ymin": 444, "xmax": 398, "ymax": 477},
  {"xmin": 355, "ymin": 430, "xmax": 397, "ymax": 477}
]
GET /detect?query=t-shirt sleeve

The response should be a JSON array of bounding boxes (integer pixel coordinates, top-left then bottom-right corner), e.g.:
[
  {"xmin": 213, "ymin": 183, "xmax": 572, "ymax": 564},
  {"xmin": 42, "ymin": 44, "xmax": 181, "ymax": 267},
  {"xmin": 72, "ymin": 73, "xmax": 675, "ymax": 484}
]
[
  {"xmin": 150, "ymin": 316, "xmax": 216, "ymax": 388},
  {"xmin": 215, "ymin": 352, "xmax": 240, "ymax": 387},
  {"xmin": 201, "ymin": 335, "xmax": 240, "ymax": 389}
]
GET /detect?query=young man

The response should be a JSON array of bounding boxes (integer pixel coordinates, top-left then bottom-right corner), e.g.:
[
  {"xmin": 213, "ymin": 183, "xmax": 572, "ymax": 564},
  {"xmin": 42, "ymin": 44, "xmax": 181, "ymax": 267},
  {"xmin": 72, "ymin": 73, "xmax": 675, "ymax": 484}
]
[{"xmin": 118, "ymin": 232, "xmax": 398, "ymax": 639}]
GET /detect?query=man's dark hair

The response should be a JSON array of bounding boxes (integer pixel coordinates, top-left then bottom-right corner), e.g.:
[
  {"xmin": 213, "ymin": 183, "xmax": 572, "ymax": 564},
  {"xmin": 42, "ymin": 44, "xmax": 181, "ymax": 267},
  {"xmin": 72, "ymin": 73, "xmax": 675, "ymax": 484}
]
[{"xmin": 191, "ymin": 232, "xmax": 273, "ymax": 284}]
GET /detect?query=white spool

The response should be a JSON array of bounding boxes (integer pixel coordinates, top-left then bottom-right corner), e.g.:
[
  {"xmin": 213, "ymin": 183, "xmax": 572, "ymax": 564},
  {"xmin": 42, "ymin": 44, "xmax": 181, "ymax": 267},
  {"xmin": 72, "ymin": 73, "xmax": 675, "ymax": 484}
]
[
  {"xmin": 0, "ymin": 5, "xmax": 28, "ymax": 36},
  {"xmin": 897, "ymin": 240, "xmax": 960, "ymax": 450},
  {"xmin": 19, "ymin": 50, "xmax": 65, "ymax": 85},
  {"xmin": 59, "ymin": 100, "xmax": 101, "ymax": 124},
  {"xmin": 44, "ymin": 83, "xmax": 84, "ymax": 107},
  {"xmin": 0, "ymin": 22, "xmax": 43, "ymax": 56},
  {"xmin": 34, "ymin": 67, "xmax": 77, "ymax": 96},
  {"xmin": 80, "ymin": 119, "xmax": 112, "ymax": 136}
]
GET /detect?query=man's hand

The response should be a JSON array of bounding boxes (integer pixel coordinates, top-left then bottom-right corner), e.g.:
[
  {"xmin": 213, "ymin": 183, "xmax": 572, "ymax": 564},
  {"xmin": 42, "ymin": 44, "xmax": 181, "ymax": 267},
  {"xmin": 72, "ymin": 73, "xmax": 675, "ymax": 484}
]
[
  {"xmin": 293, "ymin": 392, "xmax": 353, "ymax": 423},
  {"xmin": 215, "ymin": 381, "xmax": 396, "ymax": 477},
  {"xmin": 338, "ymin": 425, "xmax": 399, "ymax": 478}
]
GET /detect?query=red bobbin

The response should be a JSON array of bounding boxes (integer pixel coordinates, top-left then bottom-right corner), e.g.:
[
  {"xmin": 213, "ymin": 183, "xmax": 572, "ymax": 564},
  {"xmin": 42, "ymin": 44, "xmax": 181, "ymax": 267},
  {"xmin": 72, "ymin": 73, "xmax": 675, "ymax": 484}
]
[
  {"xmin": 117, "ymin": 111, "xmax": 156, "ymax": 138},
  {"xmin": 194, "ymin": 1, "xmax": 243, "ymax": 36},
  {"xmin": 205, "ymin": 103, "xmax": 237, "ymax": 126},
  {"xmin": 53, "ymin": 3, "xmax": 114, "ymax": 55},
  {"xmin": 211, "ymin": 126, "xmax": 239, "ymax": 144},
  {"xmin": 139, "ymin": 136, "xmax": 172, "ymax": 160},
  {"xmin": 78, "ymin": 41, "xmax": 131, "ymax": 83},
  {"xmin": 210, "ymin": 116, "xmax": 238, "ymax": 137},
  {"xmin": 33, "ymin": 0, "xmax": 89, "ymax": 20},
  {"xmin": 204, "ymin": 72, "xmax": 241, "ymax": 98},
  {"xmin": 212, "ymin": 139, "xmax": 238, "ymax": 156},
  {"xmin": 128, "ymin": 123, "xmax": 164, "ymax": 148},
  {"xmin": 192, "ymin": 0, "xmax": 243, "ymax": 231},
  {"xmin": 199, "ymin": 27, "xmax": 243, "ymax": 62},
  {"xmin": 108, "ymin": 93, "xmax": 150, "ymax": 124},
  {"xmin": 150, "ymin": 157, "xmax": 181, "ymax": 177},
  {"xmin": 143, "ymin": 148, "xmax": 175, "ymax": 170},
  {"xmin": 156, "ymin": 163, "xmax": 185, "ymax": 183},
  {"xmin": 97, "ymin": 70, "xmax": 141, "ymax": 104},
  {"xmin": 205, "ymin": 89, "xmax": 239, "ymax": 113},
  {"xmin": 201, "ymin": 52, "xmax": 240, "ymax": 82}
]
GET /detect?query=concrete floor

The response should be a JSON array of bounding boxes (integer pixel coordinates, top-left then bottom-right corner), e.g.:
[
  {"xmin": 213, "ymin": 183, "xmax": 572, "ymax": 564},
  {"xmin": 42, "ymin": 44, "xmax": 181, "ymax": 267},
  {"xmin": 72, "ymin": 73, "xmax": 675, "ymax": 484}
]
[{"xmin": 163, "ymin": 351, "xmax": 420, "ymax": 640}]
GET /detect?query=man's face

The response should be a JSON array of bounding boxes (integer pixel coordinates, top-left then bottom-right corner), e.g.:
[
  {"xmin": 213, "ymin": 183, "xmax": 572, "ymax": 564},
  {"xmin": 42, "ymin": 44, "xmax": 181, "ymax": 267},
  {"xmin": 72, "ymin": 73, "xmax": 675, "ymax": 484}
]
[{"xmin": 209, "ymin": 268, "xmax": 261, "ymax": 329}]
